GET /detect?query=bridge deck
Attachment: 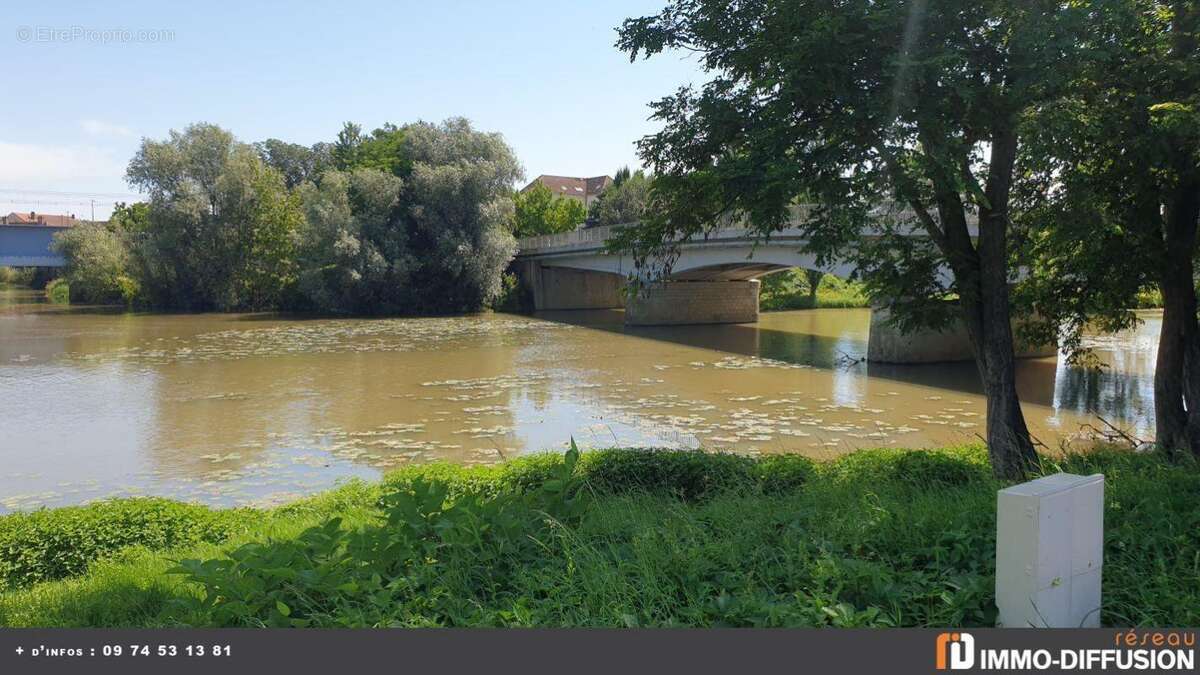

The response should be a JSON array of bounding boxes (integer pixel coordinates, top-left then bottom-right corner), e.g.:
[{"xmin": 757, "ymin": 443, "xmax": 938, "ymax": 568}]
[
  {"xmin": 516, "ymin": 204, "xmax": 977, "ymax": 258},
  {"xmin": 0, "ymin": 225, "xmax": 70, "ymax": 268}
]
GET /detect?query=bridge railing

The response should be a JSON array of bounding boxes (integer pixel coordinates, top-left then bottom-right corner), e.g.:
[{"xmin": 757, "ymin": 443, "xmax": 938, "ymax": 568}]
[
  {"xmin": 515, "ymin": 203, "xmax": 976, "ymax": 255},
  {"xmin": 517, "ymin": 225, "xmax": 622, "ymax": 255}
]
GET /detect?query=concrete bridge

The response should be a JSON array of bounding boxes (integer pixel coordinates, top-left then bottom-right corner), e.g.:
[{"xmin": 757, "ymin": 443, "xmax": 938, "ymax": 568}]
[
  {"xmin": 514, "ymin": 205, "xmax": 1053, "ymax": 363},
  {"xmin": 0, "ymin": 225, "xmax": 68, "ymax": 268}
]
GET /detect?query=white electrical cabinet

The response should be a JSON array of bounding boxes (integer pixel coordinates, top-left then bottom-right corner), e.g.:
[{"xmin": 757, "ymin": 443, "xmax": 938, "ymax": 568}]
[{"xmin": 995, "ymin": 472, "xmax": 1104, "ymax": 628}]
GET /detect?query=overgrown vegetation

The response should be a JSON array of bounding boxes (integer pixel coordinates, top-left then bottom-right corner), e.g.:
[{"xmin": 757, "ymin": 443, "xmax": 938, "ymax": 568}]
[
  {"xmin": 588, "ymin": 167, "xmax": 650, "ymax": 226},
  {"xmin": 0, "ymin": 499, "xmax": 251, "ymax": 590},
  {"xmin": 55, "ymin": 119, "xmax": 521, "ymax": 315},
  {"xmin": 43, "ymin": 278, "xmax": 69, "ymax": 304},
  {"xmin": 759, "ymin": 270, "xmax": 869, "ymax": 311},
  {"xmin": 0, "ymin": 267, "xmax": 55, "ymax": 289},
  {"xmin": 1, "ymin": 445, "xmax": 1195, "ymax": 628},
  {"xmin": 0, "ymin": 267, "xmax": 36, "ymax": 287}
]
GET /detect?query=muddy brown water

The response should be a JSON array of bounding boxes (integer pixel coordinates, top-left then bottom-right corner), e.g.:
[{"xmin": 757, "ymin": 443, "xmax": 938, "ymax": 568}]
[{"xmin": 0, "ymin": 287, "xmax": 1158, "ymax": 512}]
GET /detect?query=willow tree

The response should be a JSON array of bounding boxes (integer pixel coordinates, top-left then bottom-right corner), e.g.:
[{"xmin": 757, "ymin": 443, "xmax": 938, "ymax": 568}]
[{"xmin": 615, "ymin": 0, "xmax": 1087, "ymax": 478}]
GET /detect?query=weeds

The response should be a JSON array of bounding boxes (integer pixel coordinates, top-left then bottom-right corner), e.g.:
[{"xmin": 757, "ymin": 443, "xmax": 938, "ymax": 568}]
[{"xmin": 0, "ymin": 444, "xmax": 1196, "ymax": 627}]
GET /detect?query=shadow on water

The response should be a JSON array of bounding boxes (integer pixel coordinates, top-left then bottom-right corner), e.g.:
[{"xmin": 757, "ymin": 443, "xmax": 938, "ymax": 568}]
[{"xmin": 528, "ymin": 308, "xmax": 1156, "ymax": 429}]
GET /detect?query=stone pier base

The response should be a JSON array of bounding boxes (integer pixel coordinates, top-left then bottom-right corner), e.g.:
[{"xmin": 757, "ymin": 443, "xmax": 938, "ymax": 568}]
[
  {"xmin": 625, "ymin": 280, "xmax": 760, "ymax": 326},
  {"xmin": 866, "ymin": 307, "xmax": 1057, "ymax": 364},
  {"xmin": 518, "ymin": 262, "xmax": 624, "ymax": 311}
]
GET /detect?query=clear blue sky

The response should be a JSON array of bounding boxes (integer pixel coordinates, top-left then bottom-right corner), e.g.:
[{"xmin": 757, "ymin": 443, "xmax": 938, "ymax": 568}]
[{"xmin": 2, "ymin": 0, "xmax": 702, "ymax": 218}]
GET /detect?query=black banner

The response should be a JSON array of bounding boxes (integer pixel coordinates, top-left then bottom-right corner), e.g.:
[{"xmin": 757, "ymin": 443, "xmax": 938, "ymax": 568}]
[{"xmin": 0, "ymin": 628, "xmax": 1195, "ymax": 674}]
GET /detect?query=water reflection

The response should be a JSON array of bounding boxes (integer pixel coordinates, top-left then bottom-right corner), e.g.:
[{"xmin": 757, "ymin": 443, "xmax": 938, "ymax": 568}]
[{"xmin": 0, "ymin": 289, "xmax": 1160, "ymax": 512}]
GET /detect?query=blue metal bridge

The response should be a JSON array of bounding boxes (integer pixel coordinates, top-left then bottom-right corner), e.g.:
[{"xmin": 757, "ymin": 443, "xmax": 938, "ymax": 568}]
[{"xmin": 0, "ymin": 225, "xmax": 68, "ymax": 267}]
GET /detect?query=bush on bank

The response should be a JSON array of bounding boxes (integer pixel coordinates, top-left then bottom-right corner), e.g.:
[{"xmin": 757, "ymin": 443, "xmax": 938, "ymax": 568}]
[
  {"xmin": 0, "ymin": 499, "xmax": 252, "ymax": 590},
  {"xmin": 0, "ymin": 445, "xmax": 1196, "ymax": 628},
  {"xmin": 43, "ymin": 278, "xmax": 70, "ymax": 305}
]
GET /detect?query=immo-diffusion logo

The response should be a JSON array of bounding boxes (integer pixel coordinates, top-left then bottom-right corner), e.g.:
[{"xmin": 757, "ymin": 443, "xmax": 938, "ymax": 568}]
[
  {"xmin": 935, "ymin": 631, "xmax": 1196, "ymax": 671},
  {"xmin": 936, "ymin": 632, "xmax": 976, "ymax": 670}
]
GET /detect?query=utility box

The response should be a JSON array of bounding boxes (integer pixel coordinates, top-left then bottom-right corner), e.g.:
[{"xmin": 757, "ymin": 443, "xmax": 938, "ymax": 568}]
[{"xmin": 995, "ymin": 473, "xmax": 1104, "ymax": 628}]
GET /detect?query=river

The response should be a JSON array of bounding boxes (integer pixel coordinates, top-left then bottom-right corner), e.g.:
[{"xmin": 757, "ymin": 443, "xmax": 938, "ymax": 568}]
[{"xmin": 0, "ymin": 287, "xmax": 1159, "ymax": 512}]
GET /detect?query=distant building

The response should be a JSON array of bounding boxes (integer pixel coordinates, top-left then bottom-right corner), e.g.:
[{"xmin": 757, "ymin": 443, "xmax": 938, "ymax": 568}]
[
  {"xmin": 1, "ymin": 211, "xmax": 79, "ymax": 227},
  {"xmin": 521, "ymin": 175, "xmax": 613, "ymax": 209}
]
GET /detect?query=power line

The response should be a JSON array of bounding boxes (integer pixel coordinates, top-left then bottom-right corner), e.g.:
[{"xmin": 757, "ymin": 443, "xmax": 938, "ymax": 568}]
[
  {"xmin": 1, "ymin": 199, "xmax": 128, "ymax": 208},
  {"xmin": 0, "ymin": 188, "xmax": 143, "ymax": 199}
]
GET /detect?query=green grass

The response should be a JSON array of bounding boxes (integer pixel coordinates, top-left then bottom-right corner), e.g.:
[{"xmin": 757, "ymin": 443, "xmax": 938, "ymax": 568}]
[
  {"xmin": 0, "ymin": 446, "xmax": 1196, "ymax": 628},
  {"xmin": 760, "ymin": 270, "xmax": 869, "ymax": 311}
]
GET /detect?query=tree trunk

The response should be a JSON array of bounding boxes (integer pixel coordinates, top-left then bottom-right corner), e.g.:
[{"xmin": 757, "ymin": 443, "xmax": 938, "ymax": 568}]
[
  {"xmin": 1156, "ymin": 176, "xmax": 1200, "ymax": 458},
  {"xmin": 805, "ymin": 270, "xmax": 824, "ymax": 305},
  {"xmin": 946, "ymin": 122, "xmax": 1039, "ymax": 480},
  {"xmin": 959, "ymin": 282, "xmax": 1040, "ymax": 480}
]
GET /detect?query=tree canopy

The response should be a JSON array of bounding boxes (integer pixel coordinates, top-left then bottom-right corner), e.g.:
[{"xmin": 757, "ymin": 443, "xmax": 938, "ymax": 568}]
[
  {"xmin": 615, "ymin": 0, "xmax": 1092, "ymax": 477},
  {"xmin": 1015, "ymin": 0, "xmax": 1200, "ymax": 456},
  {"xmin": 512, "ymin": 182, "xmax": 586, "ymax": 237},
  {"xmin": 125, "ymin": 122, "xmax": 303, "ymax": 310},
  {"xmin": 589, "ymin": 169, "xmax": 650, "ymax": 226},
  {"xmin": 60, "ymin": 118, "xmax": 522, "ymax": 316}
]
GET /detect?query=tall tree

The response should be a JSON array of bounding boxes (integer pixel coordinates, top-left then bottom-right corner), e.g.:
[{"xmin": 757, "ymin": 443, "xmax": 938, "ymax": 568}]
[
  {"xmin": 513, "ymin": 182, "xmax": 586, "ymax": 237},
  {"xmin": 126, "ymin": 123, "xmax": 303, "ymax": 310},
  {"xmin": 1016, "ymin": 0, "xmax": 1200, "ymax": 456},
  {"xmin": 590, "ymin": 169, "xmax": 650, "ymax": 226},
  {"xmin": 254, "ymin": 138, "xmax": 332, "ymax": 188},
  {"xmin": 296, "ymin": 118, "xmax": 522, "ymax": 314},
  {"xmin": 615, "ymin": 0, "xmax": 1087, "ymax": 478}
]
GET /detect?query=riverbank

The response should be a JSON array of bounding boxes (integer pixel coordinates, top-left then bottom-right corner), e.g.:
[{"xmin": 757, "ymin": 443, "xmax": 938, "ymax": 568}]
[
  {"xmin": 759, "ymin": 270, "xmax": 869, "ymax": 311},
  {"xmin": 1, "ymin": 445, "xmax": 1196, "ymax": 628}
]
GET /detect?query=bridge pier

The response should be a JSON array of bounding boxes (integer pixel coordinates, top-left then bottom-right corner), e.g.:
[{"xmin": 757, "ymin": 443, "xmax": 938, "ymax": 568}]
[
  {"xmin": 517, "ymin": 261, "xmax": 624, "ymax": 311},
  {"xmin": 866, "ymin": 304, "xmax": 1057, "ymax": 364},
  {"xmin": 625, "ymin": 280, "xmax": 759, "ymax": 326}
]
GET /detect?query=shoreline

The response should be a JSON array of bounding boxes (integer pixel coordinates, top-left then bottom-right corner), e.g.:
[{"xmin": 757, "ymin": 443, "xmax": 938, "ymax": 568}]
[{"xmin": 1, "ymin": 444, "xmax": 1196, "ymax": 628}]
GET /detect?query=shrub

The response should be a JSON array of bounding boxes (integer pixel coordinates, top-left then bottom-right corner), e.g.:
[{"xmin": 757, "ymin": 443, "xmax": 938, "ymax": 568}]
[
  {"xmin": 759, "ymin": 270, "xmax": 869, "ymax": 311},
  {"xmin": 0, "ymin": 498, "xmax": 249, "ymax": 589},
  {"xmin": 577, "ymin": 449, "xmax": 759, "ymax": 500},
  {"xmin": 755, "ymin": 454, "xmax": 816, "ymax": 493},
  {"xmin": 891, "ymin": 450, "xmax": 989, "ymax": 488},
  {"xmin": 171, "ymin": 442, "xmax": 587, "ymax": 627},
  {"xmin": 52, "ymin": 222, "xmax": 139, "ymax": 305},
  {"xmin": 3, "ymin": 446, "xmax": 1196, "ymax": 628},
  {"xmin": 489, "ymin": 272, "xmax": 529, "ymax": 312},
  {"xmin": 43, "ymin": 278, "xmax": 69, "ymax": 304}
]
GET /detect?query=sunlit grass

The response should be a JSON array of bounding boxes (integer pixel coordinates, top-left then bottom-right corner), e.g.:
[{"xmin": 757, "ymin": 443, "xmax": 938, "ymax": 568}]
[
  {"xmin": 759, "ymin": 270, "xmax": 869, "ymax": 311},
  {"xmin": 1, "ymin": 445, "xmax": 1195, "ymax": 628}
]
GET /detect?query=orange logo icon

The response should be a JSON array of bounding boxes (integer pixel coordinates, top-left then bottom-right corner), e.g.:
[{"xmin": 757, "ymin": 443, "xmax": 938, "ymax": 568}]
[{"xmin": 936, "ymin": 632, "xmax": 976, "ymax": 670}]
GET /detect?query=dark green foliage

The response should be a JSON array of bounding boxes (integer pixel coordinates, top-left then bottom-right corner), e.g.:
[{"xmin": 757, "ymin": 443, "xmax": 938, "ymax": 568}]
[
  {"xmin": 0, "ymin": 499, "xmax": 249, "ymax": 589},
  {"xmin": 43, "ymin": 278, "xmax": 69, "ymax": 304},
  {"xmin": 512, "ymin": 182, "xmax": 586, "ymax": 237},
  {"xmin": 577, "ymin": 448, "xmax": 757, "ymax": 500},
  {"xmin": 254, "ymin": 139, "xmax": 332, "ymax": 189},
  {"xmin": 172, "ymin": 440, "xmax": 586, "ymax": 627},
  {"xmin": 1, "ymin": 446, "xmax": 1196, "ymax": 628},
  {"xmin": 753, "ymin": 454, "xmax": 816, "ymax": 494},
  {"xmin": 488, "ymin": 272, "xmax": 530, "ymax": 312},
  {"xmin": 891, "ymin": 450, "xmax": 990, "ymax": 489},
  {"xmin": 758, "ymin": 270, "xmax": 868, "ymax": 311},
  {"xmin": 588, "ymin": 169, "xmax": 649, "ymax": 226}
]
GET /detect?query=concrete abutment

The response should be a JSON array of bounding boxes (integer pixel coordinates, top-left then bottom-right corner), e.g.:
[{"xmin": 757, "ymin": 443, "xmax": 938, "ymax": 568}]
[
  {"xmin": 515, "ymin": 262, "xmax": 1056, "ymax": 363},
  {"xmin": 625, "ymin": 280, "xmax": 760, "ymax": 326}
]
